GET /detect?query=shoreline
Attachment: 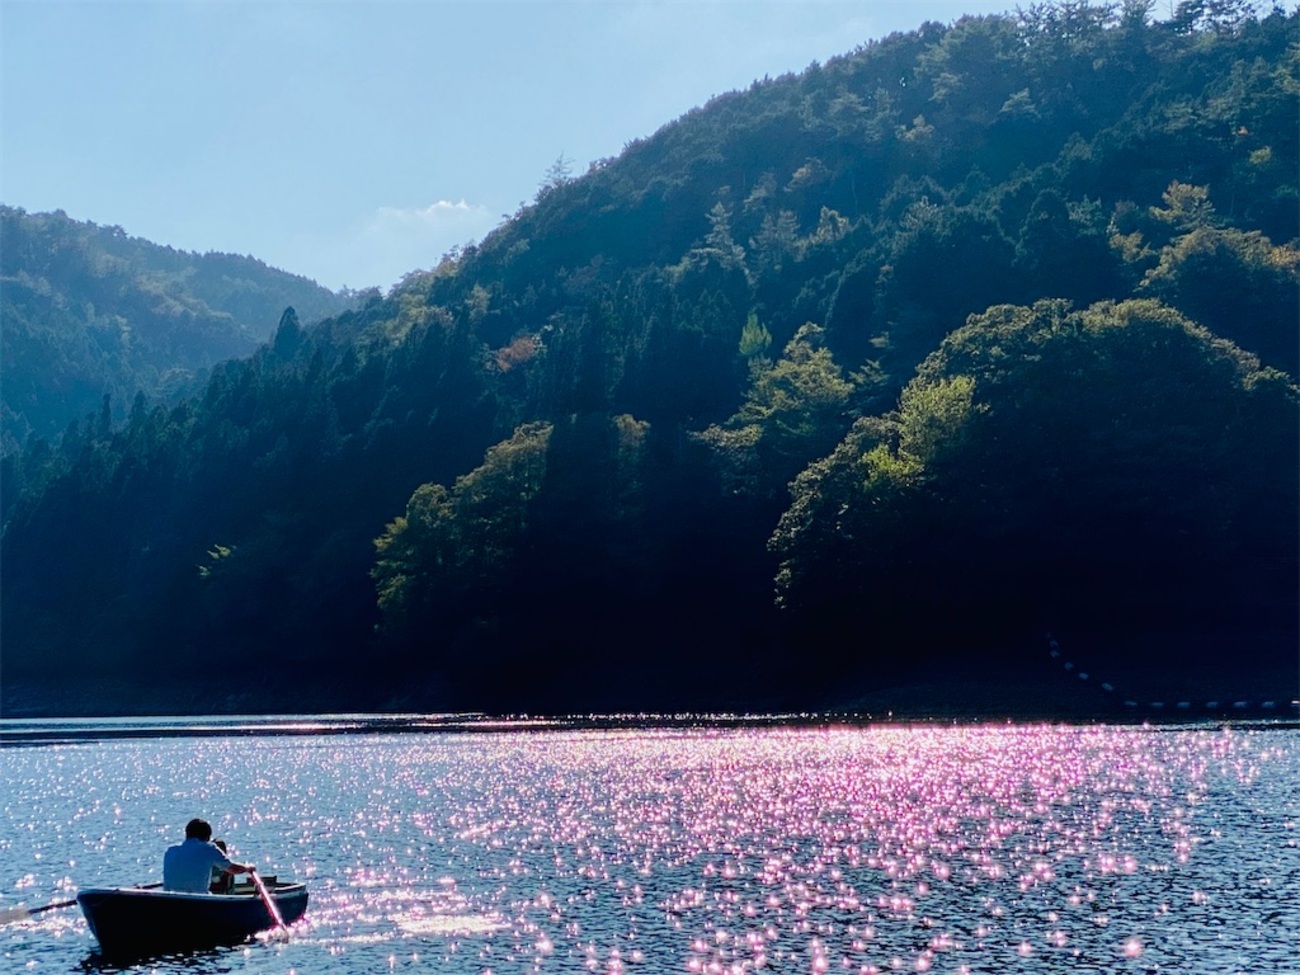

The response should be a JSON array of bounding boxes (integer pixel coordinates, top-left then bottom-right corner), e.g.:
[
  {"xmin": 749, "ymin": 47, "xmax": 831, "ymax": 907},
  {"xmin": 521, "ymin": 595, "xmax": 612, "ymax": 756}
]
[
  {"xmin": 4, "ymin": 628, "xmax": 1295, "ymax": 725},
  {"xmin": 3, "ymin": 700, "xmax": 1297, "ymax": 746}
]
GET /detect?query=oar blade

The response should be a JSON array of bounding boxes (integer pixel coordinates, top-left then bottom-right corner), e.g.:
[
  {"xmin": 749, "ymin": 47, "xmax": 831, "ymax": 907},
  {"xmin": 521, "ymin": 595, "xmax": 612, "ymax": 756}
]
[
  {"xmin": 0, "ymin": 905, "xmax": 35, "ymax": 924},
  {"xmin": 0, "ymin": 899, "xmax": 79, "ymax": 925}
]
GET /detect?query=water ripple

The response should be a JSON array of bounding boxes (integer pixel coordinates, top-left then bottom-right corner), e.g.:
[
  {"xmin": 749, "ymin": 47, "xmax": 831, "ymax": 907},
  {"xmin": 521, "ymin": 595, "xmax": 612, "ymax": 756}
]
[{"xmin": 1, "ymin": 724, "xmax": 1295, "ymax": 973}]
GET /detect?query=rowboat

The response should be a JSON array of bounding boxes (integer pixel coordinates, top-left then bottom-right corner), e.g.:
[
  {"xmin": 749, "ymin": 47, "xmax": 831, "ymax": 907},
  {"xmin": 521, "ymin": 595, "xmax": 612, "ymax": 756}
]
[{"xmin": 76, "ymin": 879, "xmax": 308, "ymax": 957}]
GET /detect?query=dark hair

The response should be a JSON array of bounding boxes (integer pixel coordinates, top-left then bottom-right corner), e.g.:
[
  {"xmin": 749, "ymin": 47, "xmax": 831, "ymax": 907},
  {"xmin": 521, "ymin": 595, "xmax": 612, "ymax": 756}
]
[{"xmin": 184, "ymin": 818, "xmax": 213, "ymax": 841}]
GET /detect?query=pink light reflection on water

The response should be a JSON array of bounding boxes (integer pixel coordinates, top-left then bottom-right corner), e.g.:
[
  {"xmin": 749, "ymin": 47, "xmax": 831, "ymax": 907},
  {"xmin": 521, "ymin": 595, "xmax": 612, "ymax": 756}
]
[
  {"xmin": 5, "ymin": 722, "xmax": 1289, "ymax": 973},
  {"xmin": 336, "ymin": 723, "xmax": 1284, "ymax": 973}
]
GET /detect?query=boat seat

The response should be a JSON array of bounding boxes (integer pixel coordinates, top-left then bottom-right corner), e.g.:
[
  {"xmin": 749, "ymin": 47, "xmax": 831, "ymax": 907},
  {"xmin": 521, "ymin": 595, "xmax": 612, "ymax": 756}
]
[{"xmin": 231, "ymin": 875, "xmax": 276, "ymax": 889}]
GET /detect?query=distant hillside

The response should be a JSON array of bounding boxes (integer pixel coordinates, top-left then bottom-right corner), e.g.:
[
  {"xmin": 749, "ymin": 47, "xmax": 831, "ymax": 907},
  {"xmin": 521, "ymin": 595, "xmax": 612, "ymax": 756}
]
[
  {"xmin": 0, "ymin": 205, "xmax": 353, "ymax": 453},
  {"xmin": 2, "ymin": 3, "xmax": 1296, "ymax": 718}
]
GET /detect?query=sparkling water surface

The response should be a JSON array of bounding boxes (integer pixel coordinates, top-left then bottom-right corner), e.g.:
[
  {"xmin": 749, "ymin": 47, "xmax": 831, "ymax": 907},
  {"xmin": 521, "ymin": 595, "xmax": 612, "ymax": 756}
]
[{"xmin": 2, "ymin": 721, "xmax": 1296, "ymax": 973}]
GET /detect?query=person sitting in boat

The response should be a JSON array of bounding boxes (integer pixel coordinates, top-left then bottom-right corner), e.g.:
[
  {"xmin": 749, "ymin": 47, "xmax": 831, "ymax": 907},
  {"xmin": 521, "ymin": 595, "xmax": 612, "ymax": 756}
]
[
  {"xmin": 209, "ymin": 839, "xmax": 235, "ymax": 894},
  {"xmin": 163, "ymin": 819, "xmax": 256, "ymax": 893}
]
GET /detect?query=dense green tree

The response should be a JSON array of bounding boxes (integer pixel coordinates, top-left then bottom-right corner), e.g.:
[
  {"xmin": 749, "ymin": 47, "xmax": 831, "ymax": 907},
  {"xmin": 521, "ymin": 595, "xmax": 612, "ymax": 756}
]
[
  {"xmin": 872, "ymin": 199, "xmax": 1017, "ymax": 373},
  {"xmin": 1014, "ymin": 189, "xmax": 1123, "ymax": 304},
  {"xmin": 271, "ymin": 306, "xmax": 304, "ymax": 360},
  {"xmin": 694, "ymin": 323, "xmax": 856, "ymax": 499},
  {"xmin": 373, "ymin": 421, "xmax": 553, "ymax": 641},
  {"xmin": 772, "ymin": 298, "xmax": 1298, "ymax": 644},
  {"xmin": 1139, "ymin": 222, "xmax": 1299, "ymax": 376}
]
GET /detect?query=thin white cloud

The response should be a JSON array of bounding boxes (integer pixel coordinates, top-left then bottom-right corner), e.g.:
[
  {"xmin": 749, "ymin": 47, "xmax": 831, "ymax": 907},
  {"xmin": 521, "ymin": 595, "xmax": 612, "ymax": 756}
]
[
  {"xmin": 292, "ymin": 200, "xmax": 501, "ymax": 293},
  {"xmin": 368, "ymin": 200, "xmax": 488, "ymax": 229}
]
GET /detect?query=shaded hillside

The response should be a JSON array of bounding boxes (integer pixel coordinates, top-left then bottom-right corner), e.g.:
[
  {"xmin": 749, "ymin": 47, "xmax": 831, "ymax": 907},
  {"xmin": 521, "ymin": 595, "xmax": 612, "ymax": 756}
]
[
  {"xmin": 2, "ymin": 3, "xmax": 1296, "ymax": 717},
  {"xmin": 0, "ymin": 206, "xmax": 353, "ymax": 454}
]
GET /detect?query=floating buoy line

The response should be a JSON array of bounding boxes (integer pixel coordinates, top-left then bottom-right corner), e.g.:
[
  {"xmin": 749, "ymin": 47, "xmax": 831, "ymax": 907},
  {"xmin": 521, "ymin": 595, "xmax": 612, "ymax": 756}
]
[{"xmin": 1042, "ymin": 632, "xmax": 1296, "ymax": 718}]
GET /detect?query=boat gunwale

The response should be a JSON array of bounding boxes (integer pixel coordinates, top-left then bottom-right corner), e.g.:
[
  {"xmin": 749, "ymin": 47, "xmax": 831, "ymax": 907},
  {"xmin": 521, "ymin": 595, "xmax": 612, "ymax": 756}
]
[{"xmin": 77, "ymin": 881, "xmax": 306, "ymax": 904}]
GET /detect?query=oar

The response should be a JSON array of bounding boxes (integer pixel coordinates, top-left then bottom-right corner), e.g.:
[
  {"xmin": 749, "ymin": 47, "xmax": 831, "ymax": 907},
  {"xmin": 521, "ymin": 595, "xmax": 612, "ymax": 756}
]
[
  {"xmin": 249, "ymin": 870, "xmax": 287, "ymax": 934},
  {"xmin": 0, "ymin": 898, "xmax": 78, "ymax": 925},
  {"xmin": 0, "ymin": 881, "xmax": 161, "ymax": 926}
]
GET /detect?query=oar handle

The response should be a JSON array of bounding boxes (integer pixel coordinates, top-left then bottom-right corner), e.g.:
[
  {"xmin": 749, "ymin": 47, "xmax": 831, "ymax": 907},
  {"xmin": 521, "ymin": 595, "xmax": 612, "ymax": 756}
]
[{"xmin": 27, "ymin": 899, "xmax": 78, "ymax": 915}]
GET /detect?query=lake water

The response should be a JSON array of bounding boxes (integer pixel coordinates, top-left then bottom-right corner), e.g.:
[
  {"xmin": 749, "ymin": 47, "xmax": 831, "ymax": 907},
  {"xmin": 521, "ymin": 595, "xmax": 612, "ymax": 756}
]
[{"xmin": 2, "ymin": 718, "xmax": 1297, "ymax": 973}]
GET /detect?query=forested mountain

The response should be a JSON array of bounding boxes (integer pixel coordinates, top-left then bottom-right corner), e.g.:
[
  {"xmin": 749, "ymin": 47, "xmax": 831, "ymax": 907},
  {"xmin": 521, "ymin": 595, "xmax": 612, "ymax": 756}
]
[
  {"xmin": 3, "ymin": 2, "xmax": 1296, "ymax": 717},
  {"xmin": 0, "ymin": 206, "xmax": 353, "ymax": 454}
]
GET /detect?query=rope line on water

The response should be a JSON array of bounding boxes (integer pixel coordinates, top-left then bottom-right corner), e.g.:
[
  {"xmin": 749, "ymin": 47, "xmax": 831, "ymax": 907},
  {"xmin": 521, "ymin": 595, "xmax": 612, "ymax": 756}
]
[{"xmin": 1042, "ymin": 632, "xmax": 1294, "ymax": 716}]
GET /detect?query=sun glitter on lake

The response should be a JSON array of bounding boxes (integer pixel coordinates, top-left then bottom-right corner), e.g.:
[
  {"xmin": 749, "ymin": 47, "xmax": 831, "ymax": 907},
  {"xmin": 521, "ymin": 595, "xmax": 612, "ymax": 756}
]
[{"xmin": 2, "ymin": 722, "xmax": 1296, "ymax": 973}]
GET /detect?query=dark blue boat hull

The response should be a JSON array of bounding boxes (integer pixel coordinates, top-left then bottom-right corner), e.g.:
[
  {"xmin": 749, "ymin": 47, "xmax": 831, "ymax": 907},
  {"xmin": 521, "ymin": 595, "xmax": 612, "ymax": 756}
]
[{"xmin": 77, "ymin": 883, "xmax": 308, "ymax": 957}]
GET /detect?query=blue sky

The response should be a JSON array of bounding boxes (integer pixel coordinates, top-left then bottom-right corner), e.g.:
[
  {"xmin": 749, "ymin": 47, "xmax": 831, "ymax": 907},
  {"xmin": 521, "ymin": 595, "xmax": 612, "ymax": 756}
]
[{"xmin": 4, "ymin": 1, "xmax": 1004, "ymax": 293}]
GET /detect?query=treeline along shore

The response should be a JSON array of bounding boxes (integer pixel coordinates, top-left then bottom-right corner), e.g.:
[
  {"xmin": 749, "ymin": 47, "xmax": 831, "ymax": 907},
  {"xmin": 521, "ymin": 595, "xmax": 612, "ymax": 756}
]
[{"xmin": 2, "ymin": 2, "xmax": 1297, "ymax": 718}]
